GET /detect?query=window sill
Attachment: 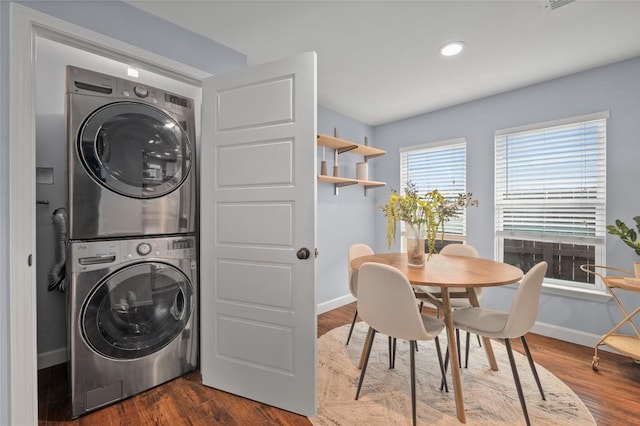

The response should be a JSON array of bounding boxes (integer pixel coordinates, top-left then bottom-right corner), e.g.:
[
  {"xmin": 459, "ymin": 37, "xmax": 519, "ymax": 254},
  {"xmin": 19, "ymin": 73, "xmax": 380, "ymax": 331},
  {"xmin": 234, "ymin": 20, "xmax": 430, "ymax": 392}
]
[
  {"xmin": 542, "ymin": 281, "xmax": 611, "ymax": 302},
  {"xmin": 505, "ymin": 280, "xmax": 611, "ymax": 302}
]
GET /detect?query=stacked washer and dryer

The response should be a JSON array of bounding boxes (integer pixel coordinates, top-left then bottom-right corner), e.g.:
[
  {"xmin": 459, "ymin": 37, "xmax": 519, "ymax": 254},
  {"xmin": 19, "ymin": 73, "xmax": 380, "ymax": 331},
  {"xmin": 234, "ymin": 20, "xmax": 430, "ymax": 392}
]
[{"xmin": 65, "ymin": 66, "xmax": 198, "ymax": 417}]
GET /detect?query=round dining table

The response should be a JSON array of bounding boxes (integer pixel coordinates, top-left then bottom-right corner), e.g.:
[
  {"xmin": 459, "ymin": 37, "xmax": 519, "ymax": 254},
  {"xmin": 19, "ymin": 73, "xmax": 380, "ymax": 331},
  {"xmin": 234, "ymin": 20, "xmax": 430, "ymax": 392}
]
[{"xmin": 350, "ymin": 252, "xmax": 523, "ymax": 424}]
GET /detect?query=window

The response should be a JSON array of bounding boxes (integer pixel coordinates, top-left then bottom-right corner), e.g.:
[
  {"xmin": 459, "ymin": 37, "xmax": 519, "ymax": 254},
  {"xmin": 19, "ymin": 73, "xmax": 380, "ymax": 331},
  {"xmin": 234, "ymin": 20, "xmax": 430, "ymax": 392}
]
[
  {"xmin": 400, "ymin": 138, "xmax": 468, "ymax": 246},
  {"xmin": 495, "ymin": 112, "xmax": 608, "ymax": 292}
]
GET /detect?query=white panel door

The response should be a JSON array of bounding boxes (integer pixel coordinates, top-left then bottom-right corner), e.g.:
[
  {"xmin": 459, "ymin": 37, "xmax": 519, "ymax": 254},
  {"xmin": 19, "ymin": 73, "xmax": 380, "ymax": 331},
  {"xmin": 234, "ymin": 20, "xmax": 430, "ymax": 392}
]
[{"xmin": 200, "ymin": 52, "xmax": 317, "ymax": 416}]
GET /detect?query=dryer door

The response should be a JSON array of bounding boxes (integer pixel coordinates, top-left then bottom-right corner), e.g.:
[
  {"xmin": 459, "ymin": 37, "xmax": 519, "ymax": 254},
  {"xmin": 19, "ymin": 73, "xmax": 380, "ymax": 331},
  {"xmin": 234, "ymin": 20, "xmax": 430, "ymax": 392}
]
[
  {"xmin": 78, "ymin": 101, "xmax": 192, "ymax": 199},
  {"xmin": 81, "ymin": 262, "xmax": 193, "ymax": 360}
]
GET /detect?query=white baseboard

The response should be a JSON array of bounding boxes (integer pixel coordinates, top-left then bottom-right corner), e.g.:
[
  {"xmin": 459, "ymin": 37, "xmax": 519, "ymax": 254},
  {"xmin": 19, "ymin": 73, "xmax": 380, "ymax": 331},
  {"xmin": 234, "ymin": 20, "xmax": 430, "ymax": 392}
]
[
  {"xmin": 317, "ymin": 294, "xmax": 355, "ymax": 315},
  {"xmin": 38, "ymin": 347, "xmax": 67, "ymax": 370},
  {"xmin": 531, "ymin": 321, "xmax": 617, "ymax": 353}
]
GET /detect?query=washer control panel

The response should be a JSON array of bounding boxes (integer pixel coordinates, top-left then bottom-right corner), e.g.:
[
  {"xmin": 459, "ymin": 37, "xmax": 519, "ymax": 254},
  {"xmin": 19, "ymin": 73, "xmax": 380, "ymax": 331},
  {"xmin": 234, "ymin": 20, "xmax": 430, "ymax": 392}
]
[
  {"xmin": 136, "ymin": 242, "xmax": 152, "ymax": 256},
  {"xmin": 133, "ymin": 85, "xmax": 148, "ymax": 98},
  {"xmin": 71, "ymin": 236, "xmax": 196, "ymax": 272}
]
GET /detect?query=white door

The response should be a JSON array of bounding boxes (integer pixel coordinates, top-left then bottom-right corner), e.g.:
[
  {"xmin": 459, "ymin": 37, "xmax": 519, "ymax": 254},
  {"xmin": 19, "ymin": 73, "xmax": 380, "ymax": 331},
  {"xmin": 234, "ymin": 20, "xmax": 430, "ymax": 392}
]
[{"xmin": 200, "ymin": 52, "xmax": 317, "ymax": 416}]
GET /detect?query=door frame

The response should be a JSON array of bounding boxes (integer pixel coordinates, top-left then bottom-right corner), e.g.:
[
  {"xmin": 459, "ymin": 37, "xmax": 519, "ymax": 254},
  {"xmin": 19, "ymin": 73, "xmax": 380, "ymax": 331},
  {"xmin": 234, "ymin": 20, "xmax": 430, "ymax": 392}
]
[{"xmin": 8, "ymin": 4, "xmax": 210, "ymax": 424}]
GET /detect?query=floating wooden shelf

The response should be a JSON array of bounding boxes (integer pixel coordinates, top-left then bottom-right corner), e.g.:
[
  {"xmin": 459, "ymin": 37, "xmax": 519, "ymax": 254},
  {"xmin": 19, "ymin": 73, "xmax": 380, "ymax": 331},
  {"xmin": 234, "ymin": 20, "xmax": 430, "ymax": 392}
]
[
  {"xmin": 317, "ymin": 175, "xmax": 386, "ymax": 189},
  {"xmin": 317, "ymin": 132, "xmax": 386, "ymax": 195},
  {"xmin": 359, "ymin": 179, "xmax": 386, "ymax": 188},
  {"xmin": 317, "ymin": 175, "xmax": 357, "ymax": 187},
  {"xmin": 317, "ymin": 134, "xmax": 386, "ymax": 159}
]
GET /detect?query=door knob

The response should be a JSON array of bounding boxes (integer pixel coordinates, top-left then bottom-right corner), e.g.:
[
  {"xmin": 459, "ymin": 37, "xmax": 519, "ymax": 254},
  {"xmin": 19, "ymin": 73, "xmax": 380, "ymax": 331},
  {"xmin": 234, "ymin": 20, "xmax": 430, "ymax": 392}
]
[{"xmin": 296, "ymin": 248, "xmax": 311, "ymax": 260}]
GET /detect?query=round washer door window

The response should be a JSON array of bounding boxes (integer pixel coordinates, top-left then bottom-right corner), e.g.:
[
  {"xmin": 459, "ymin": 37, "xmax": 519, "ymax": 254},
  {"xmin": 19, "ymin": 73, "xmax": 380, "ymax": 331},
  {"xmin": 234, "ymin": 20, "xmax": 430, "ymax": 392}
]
[
  {"xmin": 79, "ymin": 101, "xmax": 192, "ymax": 199},
  {"xmin": 82, "ymin": 262, "xmax": 193, "ymax": 360}
]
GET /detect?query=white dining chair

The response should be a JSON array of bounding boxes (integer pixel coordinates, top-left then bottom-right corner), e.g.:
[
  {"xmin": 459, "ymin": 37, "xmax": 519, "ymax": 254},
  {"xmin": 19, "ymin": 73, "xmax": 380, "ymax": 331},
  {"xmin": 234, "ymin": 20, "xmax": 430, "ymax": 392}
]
[
  {"xmin": 451, "ymin": 261, "xmax": 548, "ymax": 426},
  {"xmin": 418, "ymin": 243, "xmax": 482, "ymax": 367},
  {"xmin": 346, "ymin": 243, "xmax": 374, "ymax": 345},
  {"xmin": 355, "ymin": 262, "xmax": 447, "ymax": 426}
]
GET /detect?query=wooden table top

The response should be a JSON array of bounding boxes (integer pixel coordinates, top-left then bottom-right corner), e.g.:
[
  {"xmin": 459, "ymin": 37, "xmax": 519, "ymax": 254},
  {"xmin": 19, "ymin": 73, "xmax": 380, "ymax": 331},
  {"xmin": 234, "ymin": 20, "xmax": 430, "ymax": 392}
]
[{"xmin": 351, "ymin": 252, "xmax": 523, "ymax": 288}]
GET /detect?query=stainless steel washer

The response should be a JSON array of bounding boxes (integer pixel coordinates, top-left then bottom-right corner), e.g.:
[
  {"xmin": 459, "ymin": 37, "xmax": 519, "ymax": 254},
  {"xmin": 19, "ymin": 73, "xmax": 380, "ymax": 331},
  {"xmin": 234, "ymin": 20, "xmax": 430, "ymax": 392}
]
[
  {"xmin": 66, "ymin": 65, "xmax": 196, "ymax": 239},
  {"xmin": 68, "ymin": 235, "xmax": 198, "ymax": 418}
]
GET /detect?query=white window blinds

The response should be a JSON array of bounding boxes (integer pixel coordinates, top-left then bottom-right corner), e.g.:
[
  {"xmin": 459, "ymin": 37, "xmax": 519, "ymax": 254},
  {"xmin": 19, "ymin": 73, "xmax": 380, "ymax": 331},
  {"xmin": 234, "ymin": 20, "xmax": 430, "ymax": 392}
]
[
  {"xmin": 400, "ymin": 139, "xmax": 467, "ymax": 236},
  {"xmin": 495, "ymin": 113, "xmax": 607, "ymax": 245}
]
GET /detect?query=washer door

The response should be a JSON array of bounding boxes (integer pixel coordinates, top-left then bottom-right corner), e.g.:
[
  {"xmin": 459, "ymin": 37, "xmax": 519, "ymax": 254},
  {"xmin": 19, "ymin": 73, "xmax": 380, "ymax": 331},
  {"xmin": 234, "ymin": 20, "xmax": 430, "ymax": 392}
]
[
  {"xmin": 78, "ymin": 101, "xmax": 192, "ymax": 199},
  {"xmin": 82, "ymin": 262, "xmax": 193, "ymax": 360}
]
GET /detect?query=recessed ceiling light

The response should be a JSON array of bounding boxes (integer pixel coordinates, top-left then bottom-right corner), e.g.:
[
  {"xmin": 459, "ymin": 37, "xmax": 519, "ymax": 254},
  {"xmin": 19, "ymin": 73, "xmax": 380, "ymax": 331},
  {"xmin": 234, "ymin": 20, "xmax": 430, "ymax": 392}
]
[
  {"xmin": 440, "ymin": 42, "xmax": 465, "ymax": 57},
  {"xmin": 127, "ymin": 67, "xmax": 139, "ymax": 78}
]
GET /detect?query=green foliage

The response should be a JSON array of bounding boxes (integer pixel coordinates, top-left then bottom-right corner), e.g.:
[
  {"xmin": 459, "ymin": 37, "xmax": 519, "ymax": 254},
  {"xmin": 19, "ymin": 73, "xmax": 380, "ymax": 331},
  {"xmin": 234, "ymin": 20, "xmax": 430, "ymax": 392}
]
[
  {"xmin": 607, "ymin": 216, "xmax": 640, "ymax": 256},
  {"xmin": 380, "ymin": 181, "xmax": 479, "ymax": 254}
]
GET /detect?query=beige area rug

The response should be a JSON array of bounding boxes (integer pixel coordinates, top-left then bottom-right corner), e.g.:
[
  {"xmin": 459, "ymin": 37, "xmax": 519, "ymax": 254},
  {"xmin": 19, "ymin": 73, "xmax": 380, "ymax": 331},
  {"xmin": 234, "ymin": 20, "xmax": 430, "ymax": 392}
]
[{"xmin": 311, "ymin": 322, "xmax": 595, "ymax": 425}]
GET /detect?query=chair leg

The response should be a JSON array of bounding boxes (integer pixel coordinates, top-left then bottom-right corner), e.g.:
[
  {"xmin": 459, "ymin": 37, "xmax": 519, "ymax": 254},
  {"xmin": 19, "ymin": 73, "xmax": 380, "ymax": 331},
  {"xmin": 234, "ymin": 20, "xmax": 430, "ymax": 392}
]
[
  {"xmin": 393, "ymin": 338, "xmax": 397, "ymax": 365},
  {"xmin": 434, "ymin": 336, "xmax": 448, "ymax": 393},
  {"xmin": 356, "ymin": 328, "xmax": 376, "ymax": 400},
  {"xmin": 465, "ymin": 331, "xmax": 471, "ymax": 368},
  {"xmin": 346, "ymin": 308, "xmax": 358, "ymax": 345},
  {"xmin": 440, "ymin": 347, "xmax": 449, "ymax": 392},
  {"xmin": 414, "ymin": 304, "xmax": 422, "ymax": 353},
  {"xmin": 521, "ymin": 336, "xmax": 545, "ymax": 400},
  {"xmin": 505, "ymin": 338, "xmax": 531, "ymax": 426},
  {"xmin": 388, "ymin": 336, "xmax": 397, "ymax": 369},
  {"xmin": 456, "ymin": 328, "xmax": 461, "ymax": 365},
  {"xmin": 410, "ymin": 340, "xmax": 417, "ymax": 426}
]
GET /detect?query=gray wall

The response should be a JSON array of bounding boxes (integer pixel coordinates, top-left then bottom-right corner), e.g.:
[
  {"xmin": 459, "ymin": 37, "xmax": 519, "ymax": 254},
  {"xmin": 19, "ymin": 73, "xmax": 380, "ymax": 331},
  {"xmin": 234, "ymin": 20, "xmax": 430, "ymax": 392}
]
[
  {"xmin": 17, "ymin": 1, "xmax": 245, "ymax": 76},
  {"xmin": 372, "ymin": 57, "xmax": 640, "ymax": 342},
  {"xmin": 0, "ymin": 3, "xmax": 10, "ymax": 424},
  {"xmin": 0, "ymin": 1, "xmax": 245, "ymax": 423},
  {"xmin": 316, "ymin": 107, "xmax": 377, "ymax": 310}
]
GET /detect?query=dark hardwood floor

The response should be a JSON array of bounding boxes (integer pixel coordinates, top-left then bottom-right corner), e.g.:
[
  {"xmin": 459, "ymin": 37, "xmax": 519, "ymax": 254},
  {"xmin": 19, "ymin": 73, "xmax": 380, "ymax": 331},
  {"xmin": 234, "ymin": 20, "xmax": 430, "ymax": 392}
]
[{"xmin": 39, "ymin": 302, "xmax": 640, "ymax": 425}]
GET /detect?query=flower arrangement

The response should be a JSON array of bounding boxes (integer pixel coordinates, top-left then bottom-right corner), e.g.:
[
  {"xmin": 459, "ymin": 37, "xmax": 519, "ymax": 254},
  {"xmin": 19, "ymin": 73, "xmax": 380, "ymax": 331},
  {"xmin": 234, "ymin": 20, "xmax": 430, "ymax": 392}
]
[{"xmin": 381, "ymin": 181, "xmax": 479, "ymax": 259}]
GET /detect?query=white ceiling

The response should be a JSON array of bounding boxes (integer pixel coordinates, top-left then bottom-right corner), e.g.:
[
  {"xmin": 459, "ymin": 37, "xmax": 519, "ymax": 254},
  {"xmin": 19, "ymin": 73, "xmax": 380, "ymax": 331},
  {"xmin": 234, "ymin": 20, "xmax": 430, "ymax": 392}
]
[{"xmin": 129, "ymin": 0, "xmax": 640, "ymax": 126}]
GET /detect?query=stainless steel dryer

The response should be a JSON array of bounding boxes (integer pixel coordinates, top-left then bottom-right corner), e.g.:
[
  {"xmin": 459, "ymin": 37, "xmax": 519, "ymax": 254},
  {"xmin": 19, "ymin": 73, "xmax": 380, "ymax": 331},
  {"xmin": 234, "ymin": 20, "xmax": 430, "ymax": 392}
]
[
  {"xmin": 66, "ymin": 66, "xmax": 196, "ymax": 240},
  {"xmin": 68, "ymin": 235, "xmax": 197, "ymax": 418}
]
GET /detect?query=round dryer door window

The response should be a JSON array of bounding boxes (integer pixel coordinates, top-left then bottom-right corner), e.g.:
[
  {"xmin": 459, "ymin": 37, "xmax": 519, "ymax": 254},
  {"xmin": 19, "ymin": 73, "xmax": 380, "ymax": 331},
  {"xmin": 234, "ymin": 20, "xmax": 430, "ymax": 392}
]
[
  {"xmin": 81, "ymin": 262, "xmax": 193, "ymax": 360},
  {"xmin": 79, "ymin": 101, "xmax": 192, "ymax": 199}
]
